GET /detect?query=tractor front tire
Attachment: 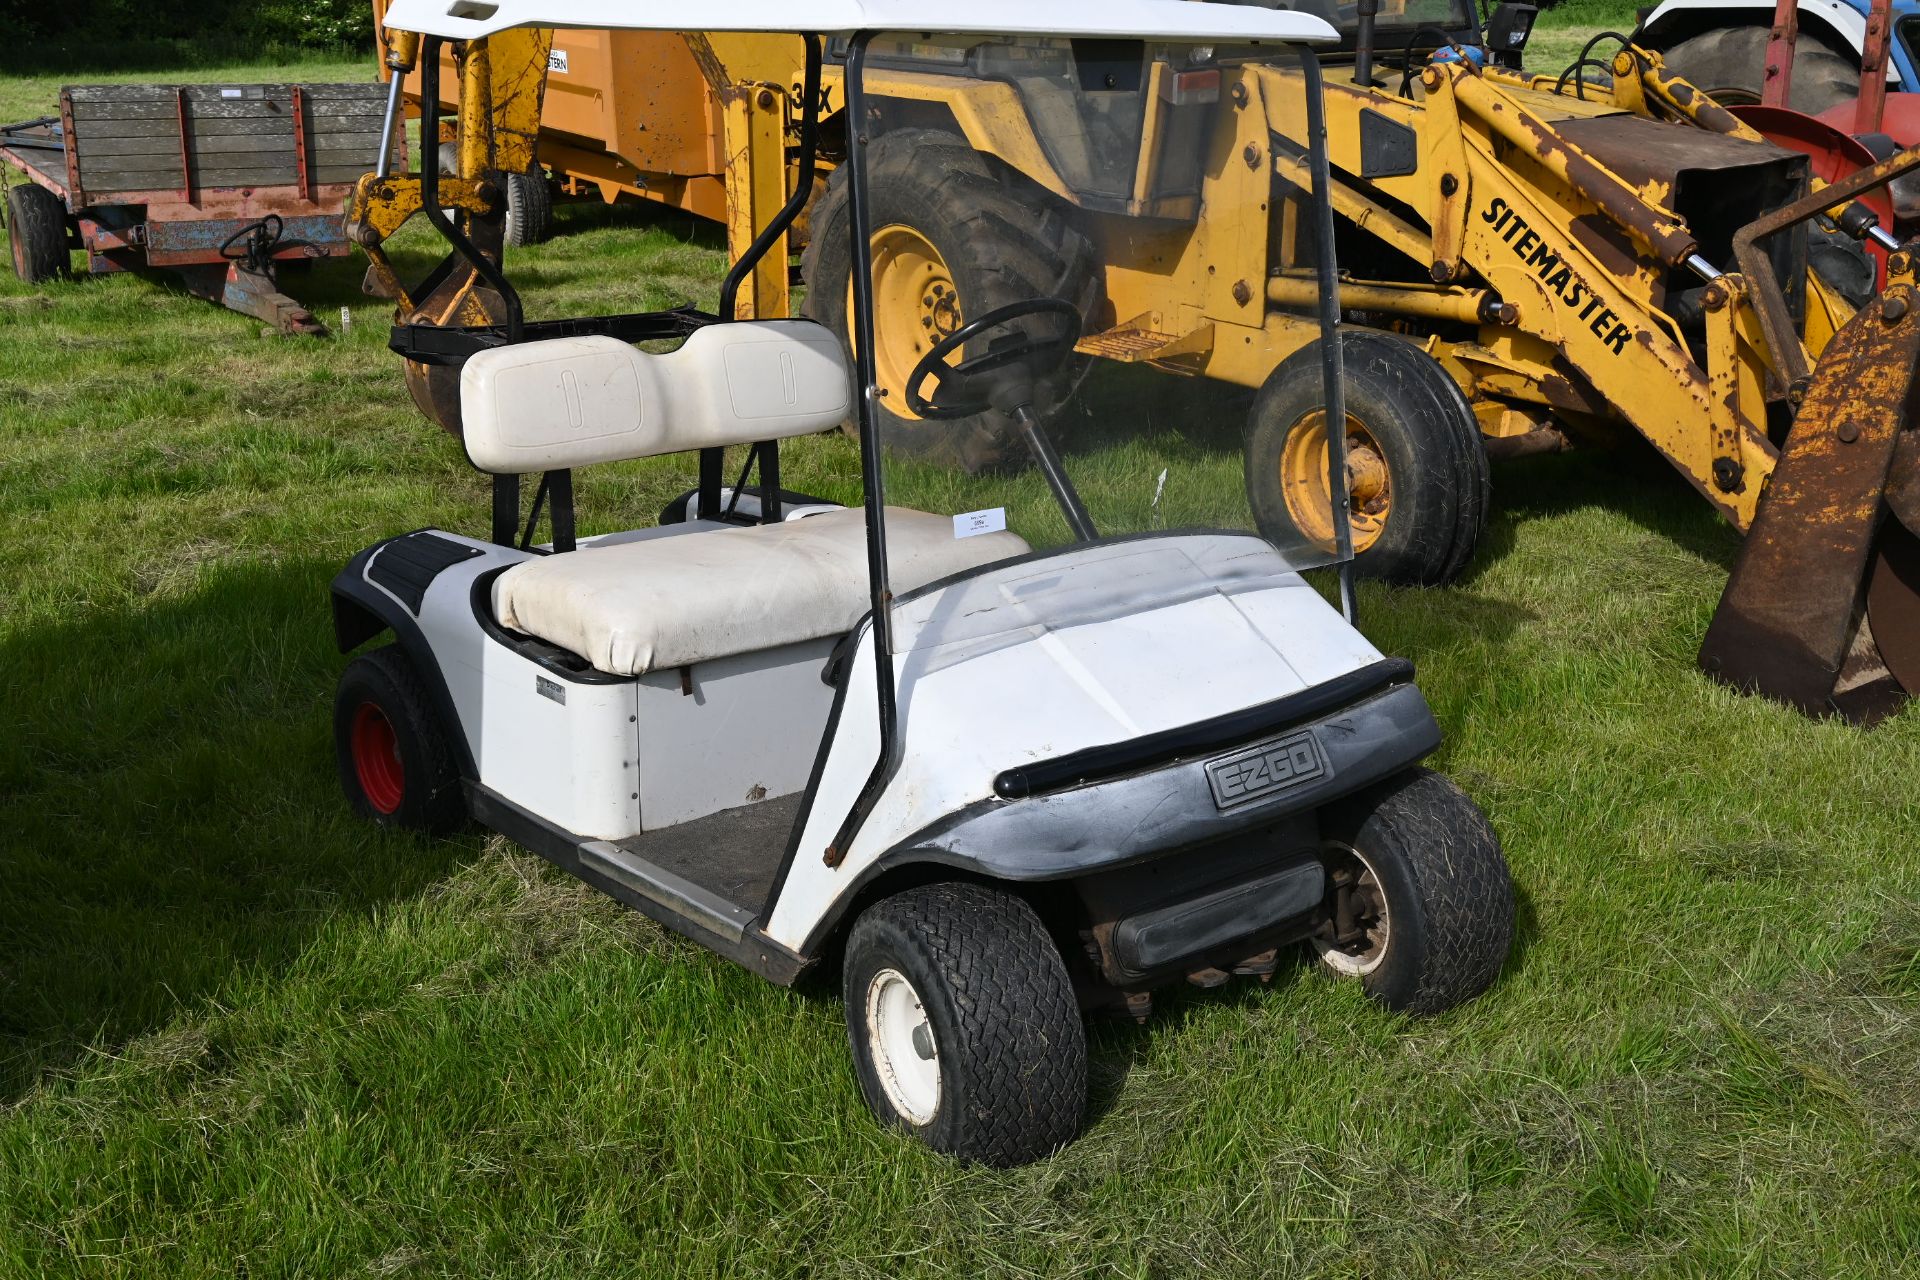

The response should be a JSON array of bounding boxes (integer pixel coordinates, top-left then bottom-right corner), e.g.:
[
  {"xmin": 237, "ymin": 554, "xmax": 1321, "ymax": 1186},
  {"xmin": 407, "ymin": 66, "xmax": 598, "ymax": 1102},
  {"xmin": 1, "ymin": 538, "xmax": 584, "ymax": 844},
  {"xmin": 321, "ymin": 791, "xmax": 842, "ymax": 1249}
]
[
  {"xmin": 1657, "ymin": 24, "xmax": 1856, "ymax": 114},
  {"xmin": 802, "ymin": 127, "xmax": 1097, "ymax": 472},
  {"xmin": 1245, "ymin": 330, "xmax": 1489, "ymax": 586},
  {"xmin": 334, "ymin": 645, "xmax": 466, "ymax": 835},
  {"xmin": 843, "ymin": 881, "xmax": 1087, "ymax": 1166},
  {"xmin": 505, "ymin": 171, "xmax": 554, "ymax": 247},
  {"xmin": 1311, "ymin": 768, "xmax": 1513, "ymax": 1016},
  {"xmin": 6, "ymin": 183, "xmax": 70, "ymax": 284}
]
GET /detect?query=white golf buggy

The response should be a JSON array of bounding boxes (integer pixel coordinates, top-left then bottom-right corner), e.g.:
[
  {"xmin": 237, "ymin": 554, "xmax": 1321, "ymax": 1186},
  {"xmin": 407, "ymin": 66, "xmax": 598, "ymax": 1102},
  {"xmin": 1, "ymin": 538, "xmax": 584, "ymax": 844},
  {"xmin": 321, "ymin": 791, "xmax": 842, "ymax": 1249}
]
[{"xmin": 333, "ymin": 0, "xmax": 1515, "ymax": 1166}]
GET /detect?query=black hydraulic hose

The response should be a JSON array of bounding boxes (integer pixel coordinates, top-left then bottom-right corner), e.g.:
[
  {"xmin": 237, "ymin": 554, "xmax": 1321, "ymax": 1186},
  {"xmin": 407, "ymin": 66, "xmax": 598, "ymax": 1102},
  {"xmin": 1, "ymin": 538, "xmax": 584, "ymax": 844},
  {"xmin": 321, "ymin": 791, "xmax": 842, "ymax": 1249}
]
[
  {"xmin": 1296, "ymin": 46, "xmax": 1358, "ymax": 624},
  {"xmin": 718, "ymin": 33, "xmax": 824, "ymax": 318},
  {"xmin": 1556, "ymin": 30, "xmax": 1640, "ymax": 100},
  {"xmin": 417, "ymin": 35, "xmax": 523, "ymax": 344},
  {"xmin": 1399, "ymin": 25, "xmax": 1477, "ymax": 98}
]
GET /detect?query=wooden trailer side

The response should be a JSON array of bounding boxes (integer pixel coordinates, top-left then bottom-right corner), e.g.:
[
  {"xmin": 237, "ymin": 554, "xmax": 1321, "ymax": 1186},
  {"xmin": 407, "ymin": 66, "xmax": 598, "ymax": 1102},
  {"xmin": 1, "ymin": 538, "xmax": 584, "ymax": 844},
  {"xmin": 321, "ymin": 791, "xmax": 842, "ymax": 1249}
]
[{"xmin": 63, "ymin": 83, "xmax": 397, "ymax": 206}]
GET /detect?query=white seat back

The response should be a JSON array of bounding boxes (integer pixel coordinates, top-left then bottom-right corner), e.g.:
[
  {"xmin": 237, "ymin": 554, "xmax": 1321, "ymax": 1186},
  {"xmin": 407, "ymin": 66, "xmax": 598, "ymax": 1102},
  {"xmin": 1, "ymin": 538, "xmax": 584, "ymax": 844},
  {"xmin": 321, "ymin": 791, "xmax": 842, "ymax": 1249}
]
[{"xmin": 459, "ymin": 320, "xmax": 853, "ymax": 475}]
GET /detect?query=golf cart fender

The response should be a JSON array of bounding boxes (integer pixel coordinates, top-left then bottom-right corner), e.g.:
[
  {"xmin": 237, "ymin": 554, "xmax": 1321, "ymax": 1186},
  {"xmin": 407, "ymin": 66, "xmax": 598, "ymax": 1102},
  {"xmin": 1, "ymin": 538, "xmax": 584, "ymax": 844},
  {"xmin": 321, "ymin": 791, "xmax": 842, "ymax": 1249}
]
[
  {"xmin": 330, "ymin": 533, "xmax": 481, "ymax": 778},
  {"xmin": 789, "ymin": 679, "xmax": 1441, "ymax": 957}
]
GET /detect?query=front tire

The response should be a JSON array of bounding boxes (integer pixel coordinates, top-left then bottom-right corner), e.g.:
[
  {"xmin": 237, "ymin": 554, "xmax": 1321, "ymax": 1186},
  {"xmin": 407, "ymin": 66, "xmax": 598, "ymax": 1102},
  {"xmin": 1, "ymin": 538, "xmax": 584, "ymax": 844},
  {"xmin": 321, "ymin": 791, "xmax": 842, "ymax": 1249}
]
[
  {"xmin": 1311, "ymin": 767, "xmax": 1513, "ymax": 1015},
  {"xmin": 505, "ymin": 170, "xmax": 554, "ymax": 247},
  {"xmin": 1245, "ymin": 330, "xmax": 1489, "ymax": 585},
  {"xmin": 1656, "ymin": 24, "xmax": 1856, "ymax": 114},
  {"xmin": 334, "ymin": 645, "xmax": 466, "ymax": 834},
  {"xmin": 802, "ymin": 127, "xmax": 1097, "ymax": 472},
  {"xmin": 6, "ymin": 183, "xmax": 70, "ymax": 284},
  {"xmin": 843, "ymin": 881, "xmax": 1087, "ymax": 1165}
]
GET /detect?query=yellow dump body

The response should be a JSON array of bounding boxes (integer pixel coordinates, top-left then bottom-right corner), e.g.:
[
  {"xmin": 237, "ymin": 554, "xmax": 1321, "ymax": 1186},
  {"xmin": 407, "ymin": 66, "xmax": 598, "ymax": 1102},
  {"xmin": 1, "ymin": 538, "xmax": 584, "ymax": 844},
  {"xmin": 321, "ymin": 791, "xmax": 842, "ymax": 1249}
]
[{"xmin": 372, "ymin": 1, "xmax": 800, "ymax": 224}]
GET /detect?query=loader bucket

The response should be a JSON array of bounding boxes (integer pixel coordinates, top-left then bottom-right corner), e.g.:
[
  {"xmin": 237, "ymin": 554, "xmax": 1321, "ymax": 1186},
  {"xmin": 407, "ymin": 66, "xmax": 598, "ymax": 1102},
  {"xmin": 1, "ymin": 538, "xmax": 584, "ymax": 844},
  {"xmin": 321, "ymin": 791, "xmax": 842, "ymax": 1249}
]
[{"xmin": 1698, "ymin": 282, "xmax": 1920, "ymax": 724}]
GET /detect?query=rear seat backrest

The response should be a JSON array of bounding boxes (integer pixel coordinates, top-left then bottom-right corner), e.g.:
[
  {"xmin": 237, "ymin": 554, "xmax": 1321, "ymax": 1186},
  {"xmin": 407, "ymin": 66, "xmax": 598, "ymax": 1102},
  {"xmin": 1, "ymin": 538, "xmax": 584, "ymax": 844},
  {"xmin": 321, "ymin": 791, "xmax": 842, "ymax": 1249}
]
[{"xmin": 459, "ymin": 320, "xmax": 853, "ymax": 475}]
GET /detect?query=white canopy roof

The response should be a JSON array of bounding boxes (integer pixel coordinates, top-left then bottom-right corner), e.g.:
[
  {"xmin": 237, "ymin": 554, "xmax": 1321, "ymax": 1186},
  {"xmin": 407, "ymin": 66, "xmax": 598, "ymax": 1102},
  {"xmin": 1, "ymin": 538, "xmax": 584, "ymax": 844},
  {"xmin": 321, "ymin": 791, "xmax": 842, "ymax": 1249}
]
[{"xmin": 382, "ymin": 0, "xmax": 1335, "ymax": 44}]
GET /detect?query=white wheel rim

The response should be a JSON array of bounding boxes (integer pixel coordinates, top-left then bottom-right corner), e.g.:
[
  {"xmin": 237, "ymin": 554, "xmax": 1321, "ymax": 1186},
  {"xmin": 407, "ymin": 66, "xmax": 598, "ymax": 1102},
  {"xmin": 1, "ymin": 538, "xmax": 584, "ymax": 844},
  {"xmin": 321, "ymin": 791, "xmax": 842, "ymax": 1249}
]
[
  {"xmin": 864, "ymin": 967, "xmax": 941, "ymax": 1125},
  {"xmin": 1312, "ymin": 841, "xmax": 1392, "ymax": 977}
]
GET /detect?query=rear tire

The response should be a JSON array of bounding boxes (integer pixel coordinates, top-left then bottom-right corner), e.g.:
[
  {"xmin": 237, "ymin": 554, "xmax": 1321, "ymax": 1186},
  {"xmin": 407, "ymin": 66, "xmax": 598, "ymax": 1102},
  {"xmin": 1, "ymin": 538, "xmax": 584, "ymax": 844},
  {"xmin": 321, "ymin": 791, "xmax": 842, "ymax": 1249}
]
[
  {"xmin": 505, "ymin": 170, "xmax": 554, "ymax": 247},
  {"xmin": 802, "ymin": 127, "xmax": 1097, "ymax": 472},
  {"xmin": 334, "ymin": 645, "xmax": 466, "ymax": 834},
  {"xmin": 843, "ymin": 881, "xmax": 1087, "ymax": 1165},
  {"xmin": 1656, "ymin": 24, "xmax": 1857, "ymax": 114},
  {"xmin": 1245, "ymin": 330, "xmax": 1489, "ymax": 586},
  {"xmin": 6, "ymin": 183, "xmax": 70, "ymax": 284},
  {"xmin": 1312, "ymin": 768, "xmax": 1513, "ymax": 1015}
]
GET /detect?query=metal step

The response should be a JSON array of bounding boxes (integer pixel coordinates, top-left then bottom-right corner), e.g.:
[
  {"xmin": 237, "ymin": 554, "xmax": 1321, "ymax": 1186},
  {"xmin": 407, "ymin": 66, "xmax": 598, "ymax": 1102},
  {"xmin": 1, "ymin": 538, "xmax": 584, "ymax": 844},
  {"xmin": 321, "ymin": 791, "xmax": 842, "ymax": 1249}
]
[
  {"xmin": 577, "ymin": 840, "xmax": 758, "ymax": 944},
  {"xmin": 1076, "ymin": 325, "xmax": 1184, "ymax": 361}
]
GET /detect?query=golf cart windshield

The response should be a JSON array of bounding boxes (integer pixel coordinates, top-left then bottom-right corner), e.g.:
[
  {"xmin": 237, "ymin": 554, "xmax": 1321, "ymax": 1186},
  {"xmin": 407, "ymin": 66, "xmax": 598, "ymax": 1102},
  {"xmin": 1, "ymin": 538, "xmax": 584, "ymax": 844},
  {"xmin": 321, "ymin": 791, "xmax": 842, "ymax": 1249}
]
[{"xmin": 849, "ymin": 32, "xmax": 1356, "ymax": 574}]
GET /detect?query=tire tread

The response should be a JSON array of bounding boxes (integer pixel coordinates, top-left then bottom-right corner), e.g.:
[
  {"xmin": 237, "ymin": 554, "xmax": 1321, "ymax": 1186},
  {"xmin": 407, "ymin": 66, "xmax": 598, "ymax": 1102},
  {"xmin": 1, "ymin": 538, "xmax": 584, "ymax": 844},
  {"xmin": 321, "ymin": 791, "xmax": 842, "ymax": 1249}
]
[
  {"xmin": 1327, "ymin": 767, "xmax": 1512, "ymax": 1015},
  {"xmin": 6, "ymin": 184, "xmax": 69, "ymax": 284},
  {"xmin": 845, "ymin": 882, "xmax": 1086, "ymax": 1165}
]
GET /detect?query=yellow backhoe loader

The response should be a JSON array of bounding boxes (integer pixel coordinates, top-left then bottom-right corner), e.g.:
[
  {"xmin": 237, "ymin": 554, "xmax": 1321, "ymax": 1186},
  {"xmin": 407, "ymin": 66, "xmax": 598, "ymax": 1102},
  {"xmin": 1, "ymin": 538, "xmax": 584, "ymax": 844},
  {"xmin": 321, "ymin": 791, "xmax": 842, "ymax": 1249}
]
[{"xmin": 348, "ymin": 9, "xmax": 1920, "ymax": 724}]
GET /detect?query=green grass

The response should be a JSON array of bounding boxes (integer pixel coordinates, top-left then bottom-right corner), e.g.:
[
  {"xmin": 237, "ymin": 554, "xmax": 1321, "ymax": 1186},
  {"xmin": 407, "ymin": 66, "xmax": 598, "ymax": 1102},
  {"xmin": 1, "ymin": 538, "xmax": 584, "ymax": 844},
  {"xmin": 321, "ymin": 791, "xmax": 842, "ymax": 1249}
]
[{"xmin": 6, "ymin": 34, "xmax": 1920, "ymax": 1278}]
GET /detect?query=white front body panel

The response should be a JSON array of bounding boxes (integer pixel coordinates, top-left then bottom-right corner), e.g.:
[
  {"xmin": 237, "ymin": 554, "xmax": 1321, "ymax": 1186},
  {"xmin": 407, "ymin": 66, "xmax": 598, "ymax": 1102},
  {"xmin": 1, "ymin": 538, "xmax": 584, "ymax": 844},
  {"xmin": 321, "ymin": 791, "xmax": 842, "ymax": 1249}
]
[{"xmin": 764, "ymin": 535, "xmax": 1382, "ymax": 949}]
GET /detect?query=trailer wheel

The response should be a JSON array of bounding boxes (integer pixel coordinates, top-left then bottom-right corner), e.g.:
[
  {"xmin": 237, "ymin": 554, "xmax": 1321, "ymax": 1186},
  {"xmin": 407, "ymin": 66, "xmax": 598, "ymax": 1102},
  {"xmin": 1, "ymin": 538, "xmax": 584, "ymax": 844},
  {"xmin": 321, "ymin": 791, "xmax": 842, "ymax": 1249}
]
[
  {"xmin": 1311, "ymin": 768, "xmax": 1513, "ymax": 1016},
  {"xmin": 1656, "ymin": 24, "xmax": 1856, "ymax": 114},
  {"xmin": 6, "ymin": 184, "xmax": 71, "ymax": 284},
  {"xmin": 802, "ymin": 128, "xmax": 1097, "ymax": 472},
  {"xmin": 505, "ymin": 171, "xmax": 554, "ymax": 247},
  {"xmin": 843, "ymin": 881, "xmax": 1087, "ymax": 1166},
  {"xmin": 334, "ymin": 645, "xmax": 465, "ymax": 835},
  {"xmin": 1245, "ymin": 331, "xmax": 1488, "ymax": 586}
]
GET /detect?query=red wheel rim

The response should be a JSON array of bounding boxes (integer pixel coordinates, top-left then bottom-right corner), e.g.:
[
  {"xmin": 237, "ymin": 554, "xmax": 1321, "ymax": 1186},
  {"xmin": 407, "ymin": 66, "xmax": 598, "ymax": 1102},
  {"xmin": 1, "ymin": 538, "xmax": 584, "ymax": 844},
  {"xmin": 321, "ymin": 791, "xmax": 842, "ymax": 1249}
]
[{"xmin": 350, "ymin": 701, "xmax": 405, "ymax": 814}]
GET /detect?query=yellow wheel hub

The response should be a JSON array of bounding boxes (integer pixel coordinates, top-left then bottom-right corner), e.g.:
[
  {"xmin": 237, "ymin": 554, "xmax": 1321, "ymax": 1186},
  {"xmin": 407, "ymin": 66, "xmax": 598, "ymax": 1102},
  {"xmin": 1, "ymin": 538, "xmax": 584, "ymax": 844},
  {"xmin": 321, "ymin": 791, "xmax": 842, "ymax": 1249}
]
[
  {"xmin": 1279, "ymin": 411, "xmax": 1391, "ymax": 553},
  {"xmin": 855, "ymin": 223, "xmax": 963, "ymax": 422}
]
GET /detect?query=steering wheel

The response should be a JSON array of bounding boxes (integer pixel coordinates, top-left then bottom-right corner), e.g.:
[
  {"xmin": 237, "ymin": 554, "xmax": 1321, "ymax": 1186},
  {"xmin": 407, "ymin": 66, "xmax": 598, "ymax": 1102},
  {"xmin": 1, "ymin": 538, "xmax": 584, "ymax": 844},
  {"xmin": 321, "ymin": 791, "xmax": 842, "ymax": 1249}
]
[{"xmin": 903, "ymin": 297, "xmax": 1083, "ymax": 420}]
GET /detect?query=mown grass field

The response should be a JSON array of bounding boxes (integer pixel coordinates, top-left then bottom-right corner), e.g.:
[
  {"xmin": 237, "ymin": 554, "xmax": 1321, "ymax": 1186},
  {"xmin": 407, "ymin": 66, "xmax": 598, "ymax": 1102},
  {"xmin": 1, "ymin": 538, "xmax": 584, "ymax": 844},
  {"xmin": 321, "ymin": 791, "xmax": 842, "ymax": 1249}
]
[{"xmin": 5, "ymin": 21, "xmax": 1920, "ymax": 1277}]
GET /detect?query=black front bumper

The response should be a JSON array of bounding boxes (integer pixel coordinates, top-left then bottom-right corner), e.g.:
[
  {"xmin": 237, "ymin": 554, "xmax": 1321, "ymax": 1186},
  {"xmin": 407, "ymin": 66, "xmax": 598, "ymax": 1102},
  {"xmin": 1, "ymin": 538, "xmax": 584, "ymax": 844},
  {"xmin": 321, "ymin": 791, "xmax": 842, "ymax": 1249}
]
[{"xmin": 890, "ymin": 677, "xmax": 1440, "ymax": 883}]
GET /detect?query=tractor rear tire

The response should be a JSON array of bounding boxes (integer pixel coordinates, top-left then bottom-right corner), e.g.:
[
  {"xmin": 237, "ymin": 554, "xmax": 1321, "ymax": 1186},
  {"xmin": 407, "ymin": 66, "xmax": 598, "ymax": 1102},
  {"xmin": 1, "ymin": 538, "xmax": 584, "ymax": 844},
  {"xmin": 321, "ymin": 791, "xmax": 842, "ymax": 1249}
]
[
  {"xmin": 1657, "ymin": 24, "xmax": 1857, "ymax": 115},
  {"xmin": 802, "ymin": 127, "xmax": 1097, "ymax": 472},
  {"xmin": 6, "ymin": 183, "xmax": 70, "ymax": 284},
  {"xmin": 1311, "ymin": 767, "xmax": 1513, "ymax": 1016},
  {"xmin": 505, "ymin": 171, "xmax": 554, "ymax": 247},
  {"xmin": 1244, "ymin": 331, "xmax": 1489, "ymax": 586}
]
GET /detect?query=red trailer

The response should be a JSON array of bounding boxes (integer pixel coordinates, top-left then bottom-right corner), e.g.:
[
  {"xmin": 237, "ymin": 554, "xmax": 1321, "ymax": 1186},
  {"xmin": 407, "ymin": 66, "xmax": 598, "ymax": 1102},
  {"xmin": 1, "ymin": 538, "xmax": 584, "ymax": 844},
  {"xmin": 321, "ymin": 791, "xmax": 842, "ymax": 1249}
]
[{"xmin": 0, "ymin": 82, "xmax": 401, "ymax": 335}]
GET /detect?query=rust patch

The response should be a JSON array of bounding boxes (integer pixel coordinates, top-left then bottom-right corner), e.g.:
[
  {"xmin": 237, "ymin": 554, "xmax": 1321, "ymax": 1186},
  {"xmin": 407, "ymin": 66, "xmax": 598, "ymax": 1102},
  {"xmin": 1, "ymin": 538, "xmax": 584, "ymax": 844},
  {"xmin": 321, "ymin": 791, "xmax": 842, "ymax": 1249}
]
[
  {"xmin": 1569, "ymin": 213, "xmax": 1645, "ymax": 279},
  {"xmin": 1539, "ymin": 361, "xmax": 1613, "ymax": 416}
]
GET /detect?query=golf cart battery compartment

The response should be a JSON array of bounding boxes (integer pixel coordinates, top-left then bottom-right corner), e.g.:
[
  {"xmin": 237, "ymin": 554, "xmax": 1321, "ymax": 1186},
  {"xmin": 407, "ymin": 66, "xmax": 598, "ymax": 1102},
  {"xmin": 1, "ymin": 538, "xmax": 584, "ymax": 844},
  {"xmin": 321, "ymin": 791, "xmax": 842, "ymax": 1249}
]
[{"xmin": 1109, "ymin": 860, "xmax": 1324, "ymax": 980}]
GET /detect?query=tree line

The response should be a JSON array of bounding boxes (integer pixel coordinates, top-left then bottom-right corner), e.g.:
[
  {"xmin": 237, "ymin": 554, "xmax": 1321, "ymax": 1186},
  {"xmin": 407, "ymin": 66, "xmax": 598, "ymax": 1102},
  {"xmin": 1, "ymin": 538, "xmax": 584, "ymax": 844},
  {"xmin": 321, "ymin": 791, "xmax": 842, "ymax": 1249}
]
[{"xmin": 2, "ymin": 0, "xmax": 375, "ymax": 68}]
